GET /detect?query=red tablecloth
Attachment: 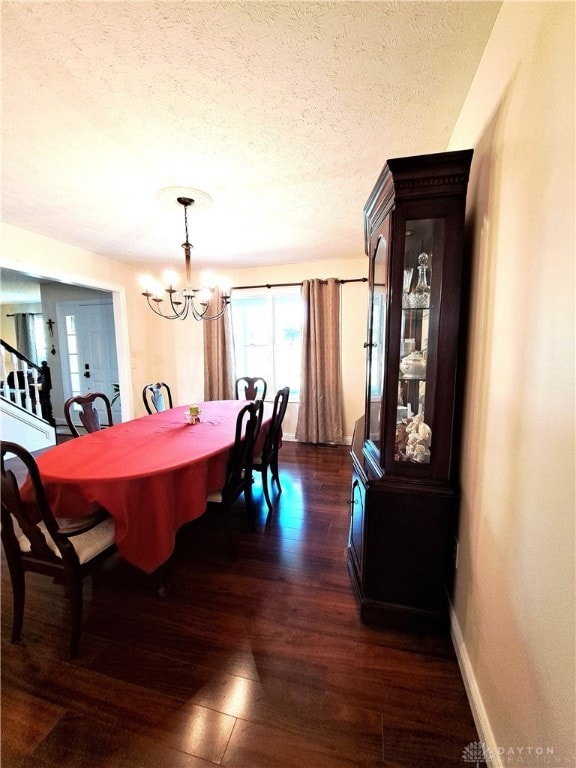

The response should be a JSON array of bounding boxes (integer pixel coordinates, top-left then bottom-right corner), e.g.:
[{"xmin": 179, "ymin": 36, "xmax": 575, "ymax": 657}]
[{"xmin": 32, "ymin": 401, "xmax": 270, "ymax": 573}]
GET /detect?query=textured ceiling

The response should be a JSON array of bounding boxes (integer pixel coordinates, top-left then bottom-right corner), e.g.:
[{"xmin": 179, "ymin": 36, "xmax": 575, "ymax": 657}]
[{"xmin": 1, "ymin": 1, "xmax": 501, "ymax": 278}]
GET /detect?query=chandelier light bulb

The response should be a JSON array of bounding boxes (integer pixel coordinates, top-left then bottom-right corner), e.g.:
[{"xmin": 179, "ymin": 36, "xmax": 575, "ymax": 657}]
[
  {"xmin": 139, "ymin": 273, "xmax": 154, "ymax": 292},
  {"xmin": 197, "ymin": 286, "xmax": 213, "ymax": 306},
  {"xmin": 218, "ymin": 277, "xmax": 232, "ymax": 297},
  {"xmin": 139, "ymin": 274, "xmax": 164, "ymax": 299},
  {"xmin": 162, "ymin": 269, "xmax": 180, "ymax": 290},
  {"xmin": 200, "ymin": 270, "xmax": 217, "ymax": 290}
]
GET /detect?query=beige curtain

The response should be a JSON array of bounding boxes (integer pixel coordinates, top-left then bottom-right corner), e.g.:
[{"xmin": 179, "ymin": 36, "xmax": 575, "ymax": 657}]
[
  {"xmin": 203, "ymin": 289, "xmax": 235, "ymax": 400},
  {"xmin": 295, "ymin": 278, "xmax": 343, "ymax": 444},
  {"xmin": 14, "ymin": 313, "xmax": 36, "ymax": 362}
]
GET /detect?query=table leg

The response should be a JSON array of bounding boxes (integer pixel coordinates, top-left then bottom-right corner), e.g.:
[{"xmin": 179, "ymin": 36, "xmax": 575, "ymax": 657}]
[{"xmin": 151, "ymin": 564, "xmax": 171, "ymax": 597}]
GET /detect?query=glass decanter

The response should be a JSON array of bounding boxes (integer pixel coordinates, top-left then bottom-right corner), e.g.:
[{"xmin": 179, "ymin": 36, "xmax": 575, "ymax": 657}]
[{"xmin": 411, "ymin": 252, "xmax": 430, "ymax": 308}]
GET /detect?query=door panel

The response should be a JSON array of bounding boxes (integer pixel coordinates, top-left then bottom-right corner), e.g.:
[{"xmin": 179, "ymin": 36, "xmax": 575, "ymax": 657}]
[{"xmin": 57, "ymin": 300, "xmax": 120, "ymax": 423}]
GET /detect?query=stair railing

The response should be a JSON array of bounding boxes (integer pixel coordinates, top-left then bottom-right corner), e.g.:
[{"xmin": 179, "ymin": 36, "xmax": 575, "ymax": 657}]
[{"xmin": 0, "ymin": 339, "xmax": 55, "ymax": 425}]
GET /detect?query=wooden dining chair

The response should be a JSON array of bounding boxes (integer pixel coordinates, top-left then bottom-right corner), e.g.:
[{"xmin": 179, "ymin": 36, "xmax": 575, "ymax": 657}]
[
  {"xmin": 142, "ymin": 382, "xmax": 173, "ymax": 414},
  {"xmin": 235, "ymin": 376, "xmax": 267, "ymax": 402},
  {"xmin": 207, "ymin": 399, "xmax": 264, "ymax": 547},
  {"xmin": 64, "ymin": 392, "xmax": 114, "ymax": 437},
  {"xmin": 0, "ymin": 441, "xmax": 117, "ymax": 658},
  {"xmin": 252, "ymin": 386, "xmax": 290, "ymax": 513}
]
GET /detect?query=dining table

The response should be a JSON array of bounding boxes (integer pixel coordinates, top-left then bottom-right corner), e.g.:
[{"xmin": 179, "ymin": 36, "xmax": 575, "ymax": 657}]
[{"xmin": 29, "ymin": 400, "xmax": 271, "ymax": 575}]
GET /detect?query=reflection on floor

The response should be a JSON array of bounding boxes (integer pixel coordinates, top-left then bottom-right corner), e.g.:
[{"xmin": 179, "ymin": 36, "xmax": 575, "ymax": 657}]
[{"xmin": 1, "ymin": 440, "xmax": 483, "ymax": 768}]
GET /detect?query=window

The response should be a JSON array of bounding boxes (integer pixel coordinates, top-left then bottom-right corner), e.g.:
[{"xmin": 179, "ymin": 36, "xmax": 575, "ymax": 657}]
[
  {"xmin": 231, "ymin": 289, "xmax": 302, "ymax": 400},
  {"xmin": 33, "ymin": 315, "xmax": 47, "ymax": 363},
  {"xmin": 64, "ymin": 314, "xmax": 82, "ymax": 397}
]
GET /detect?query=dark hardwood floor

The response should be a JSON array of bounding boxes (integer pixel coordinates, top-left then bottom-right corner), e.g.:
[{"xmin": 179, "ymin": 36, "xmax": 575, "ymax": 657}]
[{"xmin": 1, "ymin": 441, "xmax": 482, "ymax": 767}]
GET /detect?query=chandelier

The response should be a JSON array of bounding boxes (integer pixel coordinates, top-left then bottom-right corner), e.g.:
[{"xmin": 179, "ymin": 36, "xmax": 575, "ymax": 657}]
[{"xmin": 141, "ymin": 192, "xmax": 231, "ymax": 321}]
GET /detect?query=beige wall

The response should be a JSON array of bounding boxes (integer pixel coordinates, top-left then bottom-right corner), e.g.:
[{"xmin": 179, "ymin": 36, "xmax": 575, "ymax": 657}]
[
  {"xmin": 448, "ymin": 2, "xmax": 574, "ymax": 762},
  {"xmin": 1, "ymin": 224, "xmax": 367, "ymax": 439}
]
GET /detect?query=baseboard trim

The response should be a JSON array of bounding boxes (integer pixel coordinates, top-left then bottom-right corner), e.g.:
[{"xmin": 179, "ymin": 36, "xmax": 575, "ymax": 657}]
[
  {"xmin": 450, "ymin": 605, "xmax": 502, "ymax": 767},
  {"xmin": 281, "ymin": 433, "xmax": 352, "ymax": 445}
]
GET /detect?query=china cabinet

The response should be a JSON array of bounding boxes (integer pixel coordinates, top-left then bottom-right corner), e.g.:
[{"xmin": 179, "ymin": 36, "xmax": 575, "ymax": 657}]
[{"xmin": 349, "ymin": 149, "xmax": 473, "ymax": 629}]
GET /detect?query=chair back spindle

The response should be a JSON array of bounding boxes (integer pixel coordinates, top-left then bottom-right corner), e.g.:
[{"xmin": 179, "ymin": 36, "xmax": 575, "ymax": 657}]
[
  {"xmin": 235, "ymin": 376, "xmax": 267, "ymax": 402},
  {"xmin": 222, "ymin": 400, "xmax": 263, "ymax": 505},
  {"xmin": 206, "ymin": 400, "xmax": 264, "ymax": 549},
  {"xmin": 253, "ymin": 386, "xmax": 290, "ymax": 514},
  {"xmin": 64, "ymin": 392, "xmax": 114, "ymax": 437},
  {"xmin": 142, "ymin": 382, "xmax": 173, "ymax": 414}
]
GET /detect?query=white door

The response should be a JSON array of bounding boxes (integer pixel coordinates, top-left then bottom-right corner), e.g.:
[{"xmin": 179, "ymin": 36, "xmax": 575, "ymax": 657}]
[{"xmin": 57, "ymin": 300, "xmax": 121, "ymax": 423}]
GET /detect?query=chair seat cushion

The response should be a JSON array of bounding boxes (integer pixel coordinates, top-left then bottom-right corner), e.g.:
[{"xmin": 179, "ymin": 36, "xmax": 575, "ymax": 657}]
[
  {"xmin": 56, "ymin": 509, "xmax": 109, "ymax": 534},
  {"xmin": 18, "ymin": 516, "xmax": 116, "ymax": 564},
  {"xmin": 207, "ymin": 465, "xmax": 249, "ymax": 504}
]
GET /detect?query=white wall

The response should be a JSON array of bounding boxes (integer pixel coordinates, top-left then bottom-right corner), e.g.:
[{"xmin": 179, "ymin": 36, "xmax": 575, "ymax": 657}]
[
  {"xmin": 1, "ymin": 225, "xmax": 367, "ymax": 440},
  {"xmin": 448, "ymin": 3, "xmax": 575, "ymax": 763}
]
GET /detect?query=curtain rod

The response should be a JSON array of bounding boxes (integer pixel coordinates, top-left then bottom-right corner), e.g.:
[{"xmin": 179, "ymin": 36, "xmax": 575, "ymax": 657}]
[
  {"xmin": 6, "ymin": 312, "xmax": 42, "ymax": 316},
  {"xmin": 231, "ymin": 277, "xmax": 367, "ymax": 291}
]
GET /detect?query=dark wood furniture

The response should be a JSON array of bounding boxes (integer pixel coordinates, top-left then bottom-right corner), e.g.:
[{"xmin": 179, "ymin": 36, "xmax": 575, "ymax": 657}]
[
  {"xmin": 64, "ymin": 392, "xmax": 114, "ymax": 437},
  {"xmin": 349, "ymin": 149, "xmax": 473, "ymax": 630},
  {"xmin": 252, "ymin": 386, "xmax": 290, "ymax": 513},
  {"xmin": 1, "ymin": 441, "xmax": 116, "ymax": 658},
  {"xmin": 207, "ymin": 399, "xmax": 264, "ymax": 541},
  {"xmin": 235, "ymin": 376, "xmax": 267, "ymax": 402},
  {"xmin": 142, "ymin": 381, "xmax": 173, "ymax": 414}
]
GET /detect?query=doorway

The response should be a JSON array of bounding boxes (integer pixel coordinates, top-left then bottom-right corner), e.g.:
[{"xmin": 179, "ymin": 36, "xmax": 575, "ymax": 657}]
[
  {"xmin": 0, "ymin": 265, "xmax": 133, "ymax": 427},
  {"xmin": 57, "ymin": 299, "xmax": 121, "ymax": 424}
]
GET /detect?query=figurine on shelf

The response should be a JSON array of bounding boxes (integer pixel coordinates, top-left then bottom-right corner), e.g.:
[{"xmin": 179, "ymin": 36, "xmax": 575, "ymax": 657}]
[
  {"xmin": 399, "ymin": 350, "xmax": 427, "ymax": 379},
  {"xmin": 404, "ymin": 414, "xmax": 432, "ymax": 463},
  {"xmin": 394, "ymin": 422, "xmax": 408, "ymax": 460},
  {"xmin": 412, "ymin": 443, "xmax": 430, "ymax": 463}
]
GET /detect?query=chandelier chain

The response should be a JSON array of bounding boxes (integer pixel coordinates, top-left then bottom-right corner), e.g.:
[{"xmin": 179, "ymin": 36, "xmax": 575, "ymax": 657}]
[{"xmin": 183, "ymin": 204, "xmax": 189, "ymax": 246}]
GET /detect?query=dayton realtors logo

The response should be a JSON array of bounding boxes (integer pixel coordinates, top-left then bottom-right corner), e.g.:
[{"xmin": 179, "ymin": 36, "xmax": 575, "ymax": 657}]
[
  {"xmin": 463, "ymin": 741, "xmax": 490, "ymax": 767},
  {"xmin": 463, "ymin": 741, "xmax": 572, "ymax": 766}
]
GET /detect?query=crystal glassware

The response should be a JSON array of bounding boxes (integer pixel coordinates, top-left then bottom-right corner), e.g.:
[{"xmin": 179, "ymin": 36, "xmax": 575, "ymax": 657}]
[
  {"xmin": 402, "ymin": 268, "xmax": 413, "ymax": 308},
  {"xmin": 410, "ymin": 253, "xmax": 430, "ymax": 308}
]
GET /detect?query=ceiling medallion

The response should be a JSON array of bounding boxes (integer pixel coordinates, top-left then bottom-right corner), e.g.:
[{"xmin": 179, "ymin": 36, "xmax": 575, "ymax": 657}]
[{"xmin": 156, "ymin": 186, "xmax": 213, "ymax": 211}]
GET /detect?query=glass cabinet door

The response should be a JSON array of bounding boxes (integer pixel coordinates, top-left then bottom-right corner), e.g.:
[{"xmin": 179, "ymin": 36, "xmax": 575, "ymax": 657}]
[
  {"xmin": 366, "ymin": 226, "xmax": 389, "ymax": 461},
  {"xmin": 394, "ymin": 218, "xmax": 444, "ymax": 465}
]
